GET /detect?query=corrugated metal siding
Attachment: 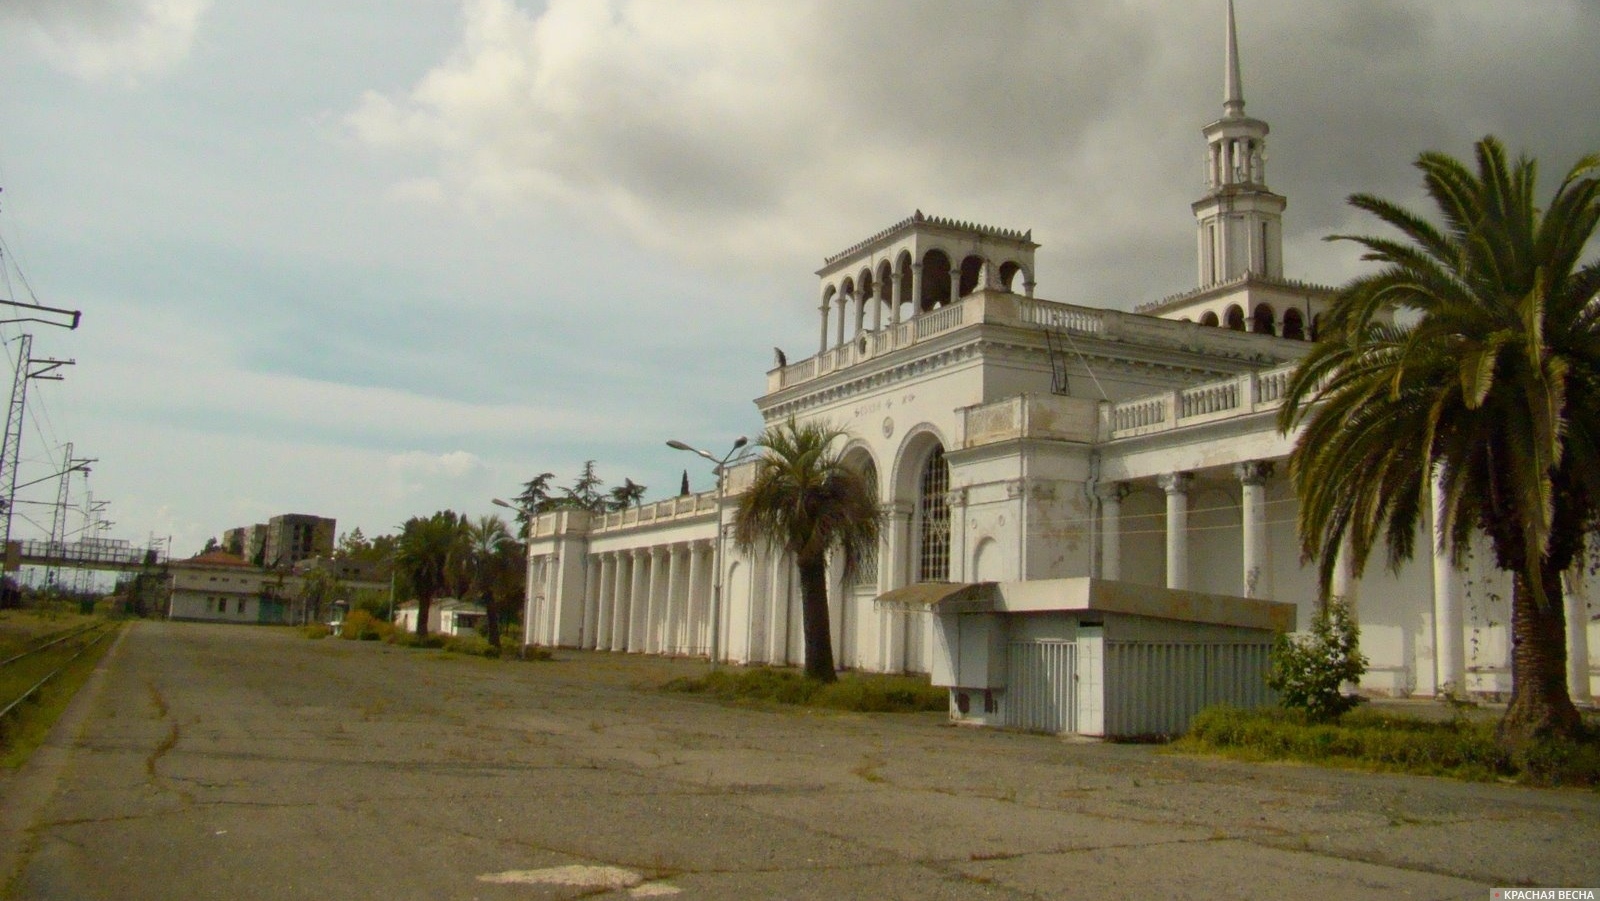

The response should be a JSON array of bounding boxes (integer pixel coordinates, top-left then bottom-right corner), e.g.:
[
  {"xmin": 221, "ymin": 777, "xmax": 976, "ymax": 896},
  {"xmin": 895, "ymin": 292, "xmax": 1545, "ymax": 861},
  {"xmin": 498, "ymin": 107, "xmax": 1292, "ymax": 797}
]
[
  {"xmin": 1003, "ymin": 640, "xmax": 1076, "ymax": 733},
  {"xmin": 1103, "ymin": 641, "xmax": 1273, "ymax": 737}
]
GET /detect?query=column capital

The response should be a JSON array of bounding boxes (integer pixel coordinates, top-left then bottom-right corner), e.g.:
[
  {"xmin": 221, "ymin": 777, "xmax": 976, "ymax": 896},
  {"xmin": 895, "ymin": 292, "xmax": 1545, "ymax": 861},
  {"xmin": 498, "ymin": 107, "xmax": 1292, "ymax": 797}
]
[
  {"xmin": 1235, "ymin": 460, "xmax": 1274, "ymax": 486},
  {"xmin": 1094, "ymin": 480, "xmax": 1131, "ymax": 503},
  {"xmin": 882, "ymin": 500, "xmax": 914, "ymax": 520},
  {"xmin": 1157, "ymin": 471, "xmax": 1193, "ymax": 495}
]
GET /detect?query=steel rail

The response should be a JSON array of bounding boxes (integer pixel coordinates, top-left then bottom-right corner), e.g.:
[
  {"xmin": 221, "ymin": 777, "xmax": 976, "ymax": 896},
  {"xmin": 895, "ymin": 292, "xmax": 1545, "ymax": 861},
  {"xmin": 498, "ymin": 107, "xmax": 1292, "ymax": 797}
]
[
  {"xmin": 0, "ymin": 624, "xmax": 115, "ymax": 722},
  {"xmin": 0, "ymin": 622, "xmax": 100, "ymax": 669}
]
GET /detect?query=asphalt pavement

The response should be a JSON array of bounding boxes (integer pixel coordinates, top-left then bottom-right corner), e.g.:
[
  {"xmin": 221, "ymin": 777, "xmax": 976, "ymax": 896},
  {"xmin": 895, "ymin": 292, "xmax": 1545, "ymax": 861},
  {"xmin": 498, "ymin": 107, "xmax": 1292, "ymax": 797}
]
[{"xmin": 1, "ymin": 621, "xmax": 1595, "ymax": 900}]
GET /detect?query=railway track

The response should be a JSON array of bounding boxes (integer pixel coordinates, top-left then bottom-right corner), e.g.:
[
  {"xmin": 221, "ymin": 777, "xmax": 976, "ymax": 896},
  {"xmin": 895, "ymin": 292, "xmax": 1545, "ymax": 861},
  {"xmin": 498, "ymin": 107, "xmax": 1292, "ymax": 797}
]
[{"xmin": 0, "ymin": 622, "xmax": 119, "ymax": 724}]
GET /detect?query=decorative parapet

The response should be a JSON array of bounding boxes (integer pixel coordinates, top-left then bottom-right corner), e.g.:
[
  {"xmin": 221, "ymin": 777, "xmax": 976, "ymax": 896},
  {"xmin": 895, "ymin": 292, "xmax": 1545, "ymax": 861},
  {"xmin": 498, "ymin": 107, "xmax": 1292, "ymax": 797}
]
[
  {"xmin": 1102, "ymin": 361, "xmax": 1299, "ymax": 439},
  {"xmin": 821, "ymin": 210, "xmax": 1034, "ymax": 268},
  {"xmin": 1137, "ymin": 273, "xmax": 1337, "ymax": 314}
]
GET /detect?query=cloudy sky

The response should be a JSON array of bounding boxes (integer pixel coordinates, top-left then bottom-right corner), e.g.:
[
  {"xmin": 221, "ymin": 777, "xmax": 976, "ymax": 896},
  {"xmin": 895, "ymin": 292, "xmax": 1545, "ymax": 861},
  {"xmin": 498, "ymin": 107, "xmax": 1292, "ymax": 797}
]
[{"xmin": 0, "ymin": 0, "xmax": 1594, "ymax": 558}]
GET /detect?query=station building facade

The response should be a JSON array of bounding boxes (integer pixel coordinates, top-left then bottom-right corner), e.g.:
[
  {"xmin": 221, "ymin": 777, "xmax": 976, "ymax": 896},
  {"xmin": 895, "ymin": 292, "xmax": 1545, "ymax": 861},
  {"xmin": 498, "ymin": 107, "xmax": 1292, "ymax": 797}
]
[{"xmin": 521, "ymin": 7, "xmax": 1597, "ymax": 708}]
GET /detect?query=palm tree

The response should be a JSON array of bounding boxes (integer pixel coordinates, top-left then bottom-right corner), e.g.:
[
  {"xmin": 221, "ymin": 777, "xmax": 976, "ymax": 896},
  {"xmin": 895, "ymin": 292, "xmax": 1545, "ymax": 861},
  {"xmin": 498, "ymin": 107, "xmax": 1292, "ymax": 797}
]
[
  {"xmin": 1278, "ymin": 136, "xmax": 1600, "ymax": 745},
  {"xmin": 394, "ymin": 510, "xmax": 466, "ymax": 639},
  {"xmin": 733, "ymin": 418, "xmax": 880, "ymax": 682},
  {"xmin": 461, "ymin": 515, "xmax": 520, "ymax": 648}
]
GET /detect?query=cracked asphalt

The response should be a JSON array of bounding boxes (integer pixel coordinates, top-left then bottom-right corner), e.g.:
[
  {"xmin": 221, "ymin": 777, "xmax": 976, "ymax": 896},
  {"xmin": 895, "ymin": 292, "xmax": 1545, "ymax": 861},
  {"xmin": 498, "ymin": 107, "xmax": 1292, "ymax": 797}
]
[{"xmin": 2, "ymin": 621, "xmax": 1596, "ymax": 900}]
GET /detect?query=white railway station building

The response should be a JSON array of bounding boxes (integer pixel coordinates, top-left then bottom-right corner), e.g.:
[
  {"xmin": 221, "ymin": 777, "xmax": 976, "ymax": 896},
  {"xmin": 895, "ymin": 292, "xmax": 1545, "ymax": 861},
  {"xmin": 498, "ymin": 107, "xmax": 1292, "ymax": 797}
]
[{"xmin": 521, "ymin": 4, "xmax": 1597, "ymax": 731}]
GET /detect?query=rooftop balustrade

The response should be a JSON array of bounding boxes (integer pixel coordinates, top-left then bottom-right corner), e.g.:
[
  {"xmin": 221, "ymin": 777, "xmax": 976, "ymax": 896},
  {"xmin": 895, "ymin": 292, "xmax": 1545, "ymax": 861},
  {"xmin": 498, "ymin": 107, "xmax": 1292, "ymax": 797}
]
[{"xmin": 769, "ymin": 290, "xmax": 1302, "ymax": 393}]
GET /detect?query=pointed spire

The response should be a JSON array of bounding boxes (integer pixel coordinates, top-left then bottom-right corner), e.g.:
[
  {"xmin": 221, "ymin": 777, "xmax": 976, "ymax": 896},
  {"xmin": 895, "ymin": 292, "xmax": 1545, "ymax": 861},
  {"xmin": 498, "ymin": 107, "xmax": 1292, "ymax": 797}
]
[{"xmin": 1223, "ymin": 0, "xmax": 1246, "ymax": 119}]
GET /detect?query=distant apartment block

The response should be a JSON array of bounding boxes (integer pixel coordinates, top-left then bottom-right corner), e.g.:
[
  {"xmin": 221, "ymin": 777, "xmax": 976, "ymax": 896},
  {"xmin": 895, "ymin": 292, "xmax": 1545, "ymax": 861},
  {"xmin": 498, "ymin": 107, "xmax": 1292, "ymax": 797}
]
[
  {"xmin": 220, "ymin": 527, "xmax": 247, "ymax": 557},
  {"xmin": 262, "ymin": 514, "xmax": 335, "ymax": 569}
]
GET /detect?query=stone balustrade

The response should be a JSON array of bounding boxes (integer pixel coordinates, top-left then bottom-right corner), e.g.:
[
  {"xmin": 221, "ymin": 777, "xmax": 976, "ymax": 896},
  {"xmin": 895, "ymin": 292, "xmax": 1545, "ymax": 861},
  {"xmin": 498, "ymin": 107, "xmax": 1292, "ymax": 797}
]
[{"xmin": 1103, "ymin": 361, "xmax": 1300, "ymax": 439}]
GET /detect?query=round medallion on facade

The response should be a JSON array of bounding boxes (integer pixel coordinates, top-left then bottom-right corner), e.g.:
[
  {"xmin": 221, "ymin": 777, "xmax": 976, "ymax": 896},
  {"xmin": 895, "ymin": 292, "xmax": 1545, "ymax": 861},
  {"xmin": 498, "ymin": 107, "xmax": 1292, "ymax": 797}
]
[{"xmin": 882, "ymin": 417, "xmax": 894, "ymax": 439}]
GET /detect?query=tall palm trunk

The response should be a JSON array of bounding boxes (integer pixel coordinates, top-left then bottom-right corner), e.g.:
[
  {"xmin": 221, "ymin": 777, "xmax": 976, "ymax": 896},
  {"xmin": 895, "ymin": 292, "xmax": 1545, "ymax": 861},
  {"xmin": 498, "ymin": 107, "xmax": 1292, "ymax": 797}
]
[
  {"xmin": 1499, "ymin": 562, "xmax": 1582, "ymax": 745},
  {"xmin": 415, "ymin": 595, "xmax": 431, "ymax": 640},
  {"xmin": 797, "ymin": 554, "xmax": 837, "ymax": 683},
  {"xmin": 483, "ymin": 590, "xmax": 501, "ymax": 648}
]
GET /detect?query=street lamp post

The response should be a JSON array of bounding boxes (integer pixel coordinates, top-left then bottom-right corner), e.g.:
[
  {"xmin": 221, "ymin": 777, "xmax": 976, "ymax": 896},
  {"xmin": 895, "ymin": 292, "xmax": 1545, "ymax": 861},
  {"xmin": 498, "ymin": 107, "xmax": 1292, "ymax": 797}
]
[{"xmin": 667, "ymin": 436, "xmax": 747, "ymax": 669}]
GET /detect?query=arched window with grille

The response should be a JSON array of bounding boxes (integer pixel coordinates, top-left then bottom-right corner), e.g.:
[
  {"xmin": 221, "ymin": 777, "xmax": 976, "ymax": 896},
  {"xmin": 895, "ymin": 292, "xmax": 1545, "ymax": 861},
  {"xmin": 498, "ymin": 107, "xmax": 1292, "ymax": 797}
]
[
  {"xmin": 847, "ymin": 458, "xmax": 879, "ymax": 589},
  {"xmin": 918, "ymin": 446, "xmax": 950, "ymax": 582}
]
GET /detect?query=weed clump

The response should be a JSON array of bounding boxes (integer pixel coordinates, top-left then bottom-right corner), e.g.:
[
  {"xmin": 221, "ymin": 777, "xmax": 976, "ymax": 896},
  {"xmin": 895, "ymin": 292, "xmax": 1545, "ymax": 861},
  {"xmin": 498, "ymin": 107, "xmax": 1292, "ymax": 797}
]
[
  {"xmin": 338, "ymin": 610, "xmax": 393, "ymax": 642},
  {"xmin": 1178, "ymin": 705, "xmax": 1600, "ymax": 786},
  {"xmin": 664, "ymin": 667, "xmax": 945, "ymax": 713}
]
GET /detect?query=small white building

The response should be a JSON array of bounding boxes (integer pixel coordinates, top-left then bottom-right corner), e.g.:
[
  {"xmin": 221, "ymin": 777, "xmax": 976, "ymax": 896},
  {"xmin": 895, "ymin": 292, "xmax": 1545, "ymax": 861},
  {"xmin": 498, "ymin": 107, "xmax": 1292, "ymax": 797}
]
[
  {"xmin": 394, "ymin": 599, "xmax": 487, "ymax": 637},
  {"xmin": 166, "ymin": 551, "xmax": 284, "ymax": 624},
  {"xmin": 518, "ymin": 3, "xmax": 1597, "ymax": 733}
]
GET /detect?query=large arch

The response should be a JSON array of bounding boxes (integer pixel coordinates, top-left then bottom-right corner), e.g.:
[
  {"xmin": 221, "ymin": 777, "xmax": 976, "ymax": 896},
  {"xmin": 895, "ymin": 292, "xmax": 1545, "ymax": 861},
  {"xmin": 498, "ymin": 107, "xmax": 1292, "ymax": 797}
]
[
  {"xmin": 958, "ymin": 254, "xmax": 985, "ymax": 298},
  {"xmin": 1224, "ymin": 304, "xmax": 1246, "ymax": 331},
  {"xmin": 997, "ymin": 260, "xmax": 1029, "ymax": 294},
  {"xmin": 919, "ymin": 249, "xmax": 953, "ymax": 312},
  {"xmin": 875, "ymin": 259, "xmax": 895, "ymax": 328},
  {"xmin": 895, "ymin": 251, "xmax": 915, "ymax": 322},
  {"xmin": 1200, "ymin": 310, "xmax": 1220, "ymax": 327},
  {"xmin": 1282, "ymin": 308, "xmax": 1305, "ymax": 340},
  {"xmin": 1252, "ymin": 303, "xmax": 1276, "ymax": 336}
]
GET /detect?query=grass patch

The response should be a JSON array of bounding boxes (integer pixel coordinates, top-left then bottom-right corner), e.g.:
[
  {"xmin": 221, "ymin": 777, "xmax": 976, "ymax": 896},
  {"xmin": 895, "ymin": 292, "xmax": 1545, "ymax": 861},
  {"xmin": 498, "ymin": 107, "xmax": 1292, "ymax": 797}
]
[
  {"xmin": 1174, "ymin": 705, "xmax": 1600, "ymax": 787},
  {"xmin": 662, "ymin": 666, "xmax": 946, "ymax": 713},
  {"xmin": 1, "ymin": 623, "xmax": 121, "ymax": 769}
]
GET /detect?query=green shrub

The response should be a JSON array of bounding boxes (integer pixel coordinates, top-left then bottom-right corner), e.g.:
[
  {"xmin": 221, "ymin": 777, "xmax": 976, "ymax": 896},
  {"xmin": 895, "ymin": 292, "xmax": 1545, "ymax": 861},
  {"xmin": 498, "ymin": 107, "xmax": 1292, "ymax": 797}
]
[
  {"xmin": 442, "ymin": 634, "xmax": 495, "ymax": 657},
  {"xmin": 301, "ymin": 623, "xmax": 331, "ymax": 639},
  {"xmin": 1267, "ymin": 597, "xmax": 1367, "ymax": 722},
  {"xmin": 386, "ymin": 630, "xmax": 420, "ymax": 648},
  {"xmin": 339, "ymin": 610, "xmax": 393, "ymax": 642}
]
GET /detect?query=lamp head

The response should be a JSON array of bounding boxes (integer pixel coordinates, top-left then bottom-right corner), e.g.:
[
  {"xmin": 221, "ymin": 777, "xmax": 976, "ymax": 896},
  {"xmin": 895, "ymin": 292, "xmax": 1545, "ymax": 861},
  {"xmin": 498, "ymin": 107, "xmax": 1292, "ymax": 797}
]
[
  {"xmin": 666, "ymin": 440, "xmax": 693, "ymax": 451},
  {"xmin": 732, "ymin": 436, "xmax": 748, "ymax": 450}
]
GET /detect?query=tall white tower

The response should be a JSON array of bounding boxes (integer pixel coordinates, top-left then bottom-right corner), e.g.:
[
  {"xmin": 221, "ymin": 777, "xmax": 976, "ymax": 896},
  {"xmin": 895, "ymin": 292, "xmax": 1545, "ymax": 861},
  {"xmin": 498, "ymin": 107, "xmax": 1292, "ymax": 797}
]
[{"xmin": 1192, "ymin": 0, "xmax": 1285, "ymax": 287}]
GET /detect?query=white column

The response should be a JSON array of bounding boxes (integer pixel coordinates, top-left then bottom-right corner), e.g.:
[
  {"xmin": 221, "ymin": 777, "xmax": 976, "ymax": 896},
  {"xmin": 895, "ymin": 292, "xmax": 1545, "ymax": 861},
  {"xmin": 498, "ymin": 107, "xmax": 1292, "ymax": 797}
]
[
  {"xmin": 1236, "ymin": 461, "xmax": 1273, "ymax": 598},
  {"xmin": 686, "ymin": 539, "xmax": 707, "ymax": 656},
  {"xmin": 627, "ymin": 550, "xmax": 649, "ymax": 652},
  {"xmin": 1564, "ymin": 564, "xmax": 1593, "ymax": 704},
  {"xmin": 611, "ymin": 553, "xmax": 632, "ymax": 651},
  {"xmin": 880, "ymin": 502, "xmax": 913, "ymax": 672},
  {"xmin": 1429, "ymin": 472, "xmax": 1465, "ymax": 695},
  {"xmin": 592, "ymin": 553, "xmax": 608, "ymax": 652},
  {"xmin": 871, "ymin": 282, "xmax": 883, "ymax": 332},
  {"xmin": 817, "ymin": 298, "xmax": 830, "ymax": 355},
  {"xmin": 948, "ymin": 268, "xmax": 961, "ymax": 306},
  {"xmin": 910, "ymin": 262, "xmax": 923, "ymax": 316},
  {"xmin": 834, "ymin": 296, "xmax": 846, "ymax": 348},
  {"xmin": 646, "ymin": 547, "xmax": 669, "ymax": 653},
  {"xmin": 891, "ymin": 268, "xmax": 903, "ymax": 326},
  {"xmin": 1330, "ymin": 535, "xmax": 1360, "ymax": 617},
  {"xmin": 663, "ymin": 544, "xmax": 685, "ymax": 655},
  {"xmin": 1158, "ymin": 472, "xmax": 1192, "ymax": 590},
  {"xmin": 582, "ymin": 555, "xmax": 601, "ymax": 650},
  {"xmin": 1097, "ymin": 482, "xmax": 1128, "ymax": 582},
  {"xmin": 853, "ymin": 294, "xmax": 866, "ymax": 337}
]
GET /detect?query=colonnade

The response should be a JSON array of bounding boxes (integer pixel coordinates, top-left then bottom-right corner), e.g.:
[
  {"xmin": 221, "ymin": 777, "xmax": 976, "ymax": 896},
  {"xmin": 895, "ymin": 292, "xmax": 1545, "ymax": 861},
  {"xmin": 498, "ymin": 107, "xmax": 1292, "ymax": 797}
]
[
  {"xmin": 1098, "ymin": 461, "xmax": 1592, "ymax": 703},
  {"xmin": 819, "ymin": 262, "xmax": 926, "ymax": 355},
  {"xmin": 530, "ymin": 539, "xmax": 717, "ymax": 657}
]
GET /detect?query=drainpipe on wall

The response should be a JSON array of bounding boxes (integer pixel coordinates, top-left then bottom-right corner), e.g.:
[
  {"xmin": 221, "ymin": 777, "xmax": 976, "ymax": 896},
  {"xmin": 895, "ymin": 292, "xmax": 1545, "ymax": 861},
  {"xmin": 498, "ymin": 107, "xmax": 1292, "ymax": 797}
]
[{"xmin": 1085, "ymin": 452, "xmax": 1102, "ymax": 580}]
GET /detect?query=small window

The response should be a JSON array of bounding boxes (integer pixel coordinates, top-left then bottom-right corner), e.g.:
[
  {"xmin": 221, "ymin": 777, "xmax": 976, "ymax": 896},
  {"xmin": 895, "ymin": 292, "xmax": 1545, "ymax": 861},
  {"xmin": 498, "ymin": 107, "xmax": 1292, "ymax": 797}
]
[{"xmin": 237, "ymin": 598, "xmax": 245, "ymax": 614}]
